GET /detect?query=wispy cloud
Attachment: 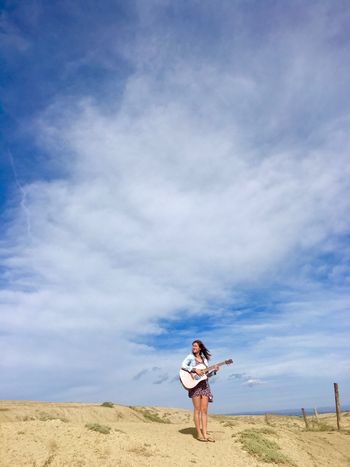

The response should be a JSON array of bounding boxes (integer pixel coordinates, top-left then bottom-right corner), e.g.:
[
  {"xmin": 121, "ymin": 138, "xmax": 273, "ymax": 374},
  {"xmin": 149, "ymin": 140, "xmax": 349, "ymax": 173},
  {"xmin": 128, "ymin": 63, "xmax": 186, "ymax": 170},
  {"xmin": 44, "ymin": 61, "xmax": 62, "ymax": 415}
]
[
  {"xmin": 0, "ymin": 13, "xmax": 30, "ymax": 52},
  {"xmin": 132, "ymin": 367, "xmax": 170, "ymax": 385},
  {"xmin": 243, "ymin": 379, "xmax": 266, "ymax": 388},
  {"xmin": 6, "ymin": 150, "xmax": 32, "ymax": 240}
]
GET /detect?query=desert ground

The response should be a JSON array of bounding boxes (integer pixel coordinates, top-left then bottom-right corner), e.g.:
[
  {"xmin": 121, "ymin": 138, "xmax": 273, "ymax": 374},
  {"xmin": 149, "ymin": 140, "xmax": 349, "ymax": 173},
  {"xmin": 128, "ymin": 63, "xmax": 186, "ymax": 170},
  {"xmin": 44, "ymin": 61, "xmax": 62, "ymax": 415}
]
[{"xmin": 1, "ymin": 400, "xmax": 350, "ymax": 466}]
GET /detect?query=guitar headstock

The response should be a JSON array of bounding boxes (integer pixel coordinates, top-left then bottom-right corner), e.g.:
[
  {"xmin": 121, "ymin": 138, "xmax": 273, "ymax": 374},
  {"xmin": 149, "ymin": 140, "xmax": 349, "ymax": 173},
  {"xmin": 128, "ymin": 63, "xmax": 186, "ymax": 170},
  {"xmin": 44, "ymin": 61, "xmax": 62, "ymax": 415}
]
[{"xmin": 225, "ymin": 359, "xmax": 233, "ymax": 365}]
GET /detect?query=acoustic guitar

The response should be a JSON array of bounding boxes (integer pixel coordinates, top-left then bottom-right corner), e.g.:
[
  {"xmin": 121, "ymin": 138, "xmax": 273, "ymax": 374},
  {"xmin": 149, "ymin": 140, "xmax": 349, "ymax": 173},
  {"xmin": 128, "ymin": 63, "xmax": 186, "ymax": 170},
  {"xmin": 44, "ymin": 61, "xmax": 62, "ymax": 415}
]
[{"xmin": 179, "ymin": 359, "xmax": 233, "ymax": 390}]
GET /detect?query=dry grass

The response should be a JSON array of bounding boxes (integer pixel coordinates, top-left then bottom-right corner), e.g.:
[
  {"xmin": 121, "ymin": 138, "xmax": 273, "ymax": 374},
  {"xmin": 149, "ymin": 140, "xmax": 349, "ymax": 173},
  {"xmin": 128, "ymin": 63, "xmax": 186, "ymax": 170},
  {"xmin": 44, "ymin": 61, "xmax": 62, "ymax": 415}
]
[
  {"xmin": 238, "ymin": 428, "xmax": 295, "ymax": 465},
  {"xmin": 42, "ymin": 454, "xmax": 55, "ymax": 467},
  {"xmin": 127, "ymin": 445, "xmax": 154, "ymax": 457},
  {"xmin": 221, "ymin": 420, "xmax": 237, "ymax": 428},
  {"xmin": 22, "ymin": 415, "xmax": 36, "ymax": 421},
  {"xmin": 265, "ymin": 413, "xmax": 274, "ymax": 426},
  {"xmin": 307, "ymin": 421, "xmax": 336, "ymax": 432}
]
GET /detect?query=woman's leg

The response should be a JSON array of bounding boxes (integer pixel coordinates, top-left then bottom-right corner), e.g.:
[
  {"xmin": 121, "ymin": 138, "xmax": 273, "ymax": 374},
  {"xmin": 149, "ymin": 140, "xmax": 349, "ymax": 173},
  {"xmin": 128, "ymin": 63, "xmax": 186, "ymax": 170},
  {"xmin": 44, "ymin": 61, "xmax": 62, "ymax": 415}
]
[
  {"xmin": 192, "ymin": 396, "xmax": 204, "ymax": 439},
  {"xmin": 200, "ymin": 396, "xmax": 209, "ymax": 439}
]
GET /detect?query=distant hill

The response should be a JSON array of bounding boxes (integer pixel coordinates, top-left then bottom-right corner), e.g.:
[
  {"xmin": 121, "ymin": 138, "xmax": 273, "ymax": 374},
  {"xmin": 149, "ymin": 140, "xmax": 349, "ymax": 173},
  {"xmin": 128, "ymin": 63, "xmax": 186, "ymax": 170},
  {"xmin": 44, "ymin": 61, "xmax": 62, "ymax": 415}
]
[{"xmin": 228, "ymin": 405, "xmax": 350, "ymax": 416}]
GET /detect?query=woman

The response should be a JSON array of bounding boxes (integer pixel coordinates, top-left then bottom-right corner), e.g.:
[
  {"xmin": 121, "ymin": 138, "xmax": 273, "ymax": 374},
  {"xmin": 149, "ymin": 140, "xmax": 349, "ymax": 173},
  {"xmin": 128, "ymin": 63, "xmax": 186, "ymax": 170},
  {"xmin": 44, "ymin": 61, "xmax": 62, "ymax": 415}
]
[{"xmin": 181, "ymin": 340, "xmax": 219, "ymax": 442}]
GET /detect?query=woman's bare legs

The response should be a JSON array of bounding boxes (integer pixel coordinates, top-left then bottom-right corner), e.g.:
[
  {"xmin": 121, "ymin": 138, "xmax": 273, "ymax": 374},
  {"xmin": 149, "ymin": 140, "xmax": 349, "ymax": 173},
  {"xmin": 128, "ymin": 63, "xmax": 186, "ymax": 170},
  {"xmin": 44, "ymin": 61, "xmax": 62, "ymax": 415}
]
[
  {"xmin": 192, "ymin": 396, "xmax": 209, "ymax": 439},
  {"xmin": 200, "ymin": 396, "xmax": 209, "ymax": 439},
  {"xmin": 192, "ymin": 396, "xmax": 204, "ymax": 439}
]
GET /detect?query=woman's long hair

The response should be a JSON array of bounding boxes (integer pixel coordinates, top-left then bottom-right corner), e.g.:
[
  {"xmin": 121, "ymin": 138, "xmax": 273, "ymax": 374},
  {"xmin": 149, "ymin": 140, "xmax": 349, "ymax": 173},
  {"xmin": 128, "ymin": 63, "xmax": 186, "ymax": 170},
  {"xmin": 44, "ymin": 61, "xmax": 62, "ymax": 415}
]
[{"xmin": 192, "ymin": 339, "xmax": 211, "ymax": 361}]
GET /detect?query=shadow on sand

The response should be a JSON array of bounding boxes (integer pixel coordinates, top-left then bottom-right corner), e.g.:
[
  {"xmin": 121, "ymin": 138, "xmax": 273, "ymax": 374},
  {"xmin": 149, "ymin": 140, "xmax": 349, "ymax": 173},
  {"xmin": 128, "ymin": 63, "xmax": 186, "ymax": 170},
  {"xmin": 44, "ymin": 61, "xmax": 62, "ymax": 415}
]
[{"xmin": 178, "ymin": 427, "xmax": 196, "ymax": 438}]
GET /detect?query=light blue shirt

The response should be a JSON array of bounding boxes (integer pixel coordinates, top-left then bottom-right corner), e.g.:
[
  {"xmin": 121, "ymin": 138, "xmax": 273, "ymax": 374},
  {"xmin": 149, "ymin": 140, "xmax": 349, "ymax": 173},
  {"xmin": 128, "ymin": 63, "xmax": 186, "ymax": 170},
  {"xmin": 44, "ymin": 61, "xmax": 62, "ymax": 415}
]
[{"xmin": 181, "ymin": 353, "xmax": 209, "ymax": 371}]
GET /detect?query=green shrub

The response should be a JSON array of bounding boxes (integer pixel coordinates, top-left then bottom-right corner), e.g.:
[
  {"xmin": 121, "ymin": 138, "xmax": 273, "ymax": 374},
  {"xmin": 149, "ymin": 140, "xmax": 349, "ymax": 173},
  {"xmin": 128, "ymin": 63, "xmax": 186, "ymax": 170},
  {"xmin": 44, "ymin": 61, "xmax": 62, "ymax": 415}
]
[
  {"xmin": 143, "ymin": 410, "xmax": 170, "ymax": 423},
  {"xmin": 238, "ymin": 429, "xmax": 294, "ymax": 465},
  {"xmin": 38, "ymin": 412, "xmax": 68, "ymax": 423},
  {"xmin": 129, "ymin": 406, "xmax": 171, "ymax": 424},
  {"xmin": 101, "ymin": 401, "xmax": 114, "ymax": 408},
  {"xmin": 86, "ymin": 423, "xmax": 111, "ymax": 434}
]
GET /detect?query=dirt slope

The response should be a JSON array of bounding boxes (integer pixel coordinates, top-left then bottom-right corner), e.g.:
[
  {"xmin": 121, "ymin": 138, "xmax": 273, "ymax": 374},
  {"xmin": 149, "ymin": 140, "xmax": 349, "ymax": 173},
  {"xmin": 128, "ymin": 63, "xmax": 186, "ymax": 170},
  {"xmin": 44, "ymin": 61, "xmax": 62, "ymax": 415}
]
[{"xmin": 1, "ymin": 400, "xmax": 349, "ymax": 466}]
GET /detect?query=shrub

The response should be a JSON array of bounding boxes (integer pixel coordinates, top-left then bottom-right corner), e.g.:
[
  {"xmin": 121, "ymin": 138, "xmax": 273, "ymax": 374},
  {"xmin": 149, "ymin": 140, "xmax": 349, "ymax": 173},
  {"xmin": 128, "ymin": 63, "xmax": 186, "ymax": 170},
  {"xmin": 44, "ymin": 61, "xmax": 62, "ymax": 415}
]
[
  {"xmin": 129, "ymin": 406, "xmax": 171, "ymax": 424},
  {"xmin": 38, "ymin": 412, "xmax": 68, "ymax": 423},
  {"xmin": 238, "ymin": 429, "xmax": 294, "ymax": 465},
  {"xmin": 86, "ymin": 423, "xmax": 111, "ymax": 434},
  {"xmin": 101, "ymin": 401, "xmax": 114, "ymax": 408}
]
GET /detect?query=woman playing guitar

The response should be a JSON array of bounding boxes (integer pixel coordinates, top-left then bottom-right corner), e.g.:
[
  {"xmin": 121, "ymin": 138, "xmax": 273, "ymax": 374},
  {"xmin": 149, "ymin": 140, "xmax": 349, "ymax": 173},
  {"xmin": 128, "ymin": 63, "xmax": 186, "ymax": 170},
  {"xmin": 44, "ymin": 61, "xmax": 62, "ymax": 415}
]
[{"xmin": 181, "ymin": 340, "xmax": 219, "ymax": 442}]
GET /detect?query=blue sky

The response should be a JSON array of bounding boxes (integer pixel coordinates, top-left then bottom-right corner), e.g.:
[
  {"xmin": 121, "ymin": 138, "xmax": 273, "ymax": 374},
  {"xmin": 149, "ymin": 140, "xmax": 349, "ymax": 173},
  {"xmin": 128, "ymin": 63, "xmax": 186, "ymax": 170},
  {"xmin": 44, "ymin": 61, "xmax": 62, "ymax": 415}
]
[{"xmin": 1, "ymin": 0, "xmax": 350, "ymax": 413}]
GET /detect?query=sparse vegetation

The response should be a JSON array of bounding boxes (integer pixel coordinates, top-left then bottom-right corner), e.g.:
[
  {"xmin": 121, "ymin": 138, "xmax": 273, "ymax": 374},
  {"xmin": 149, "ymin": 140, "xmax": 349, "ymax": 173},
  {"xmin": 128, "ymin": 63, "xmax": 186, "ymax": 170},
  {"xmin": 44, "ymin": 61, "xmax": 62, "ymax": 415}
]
[
  {"xmin": 129, "ymin": 406, "xmax": 171, "ymax": 424},
  {"xmin": 22, "ymin": 415, "xmax": 36, "ymax": 421},
  {"xmin": 143, "ymin": 409, "xmax": 171, "ymax": 423},
  {"xmin": 85, "ymin": 423, "xmax": 111, "ymax": 434},
  {"xmin": 38, "ymin": 412, "xmax": 68, "ymax": 423},
  {"xmin": 222, "ymin": 420, "xmax": 237, "ymax": 428},
  {"xmin": 42, "ymin": 454, "xmax": 55, "ymax": 467},
  {"xmin": 265, "ymin": 413, "xmax": 274, "ymax": 426},
  {"xmin": 238, "ymin": 428, "xmax": 295, "ymax": 465},
  {"xmin": 101, "ymin": 401, "xmax": 114, "ymax": 408},
  {"xmin": 307, "ymin": 420, "xmax": 335, "ymax": 432},
  {"xmin": 127, "ymin": 446, "xmax": 153, "ymax": 457},
  {"xmin": 256, "ymin": 427, "xmax": 277, "ymax": 435}
]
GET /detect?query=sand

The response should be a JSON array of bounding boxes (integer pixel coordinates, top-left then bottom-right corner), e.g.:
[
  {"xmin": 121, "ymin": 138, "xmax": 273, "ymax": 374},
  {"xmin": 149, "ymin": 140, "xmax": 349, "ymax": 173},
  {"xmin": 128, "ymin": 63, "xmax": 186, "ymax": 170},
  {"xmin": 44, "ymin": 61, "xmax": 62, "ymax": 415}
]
[{"xmin": 1, "ymin": 400, "xmax": 350, "ymax": 466}]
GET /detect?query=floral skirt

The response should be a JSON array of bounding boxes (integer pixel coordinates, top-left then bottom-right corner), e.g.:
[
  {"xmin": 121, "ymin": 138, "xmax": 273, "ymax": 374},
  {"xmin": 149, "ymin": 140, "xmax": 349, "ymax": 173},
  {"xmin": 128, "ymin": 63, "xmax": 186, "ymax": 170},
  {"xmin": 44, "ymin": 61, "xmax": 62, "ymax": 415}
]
[{"xmin": 188, "ymin": 380, "xmax": 213, "ymax": 402}]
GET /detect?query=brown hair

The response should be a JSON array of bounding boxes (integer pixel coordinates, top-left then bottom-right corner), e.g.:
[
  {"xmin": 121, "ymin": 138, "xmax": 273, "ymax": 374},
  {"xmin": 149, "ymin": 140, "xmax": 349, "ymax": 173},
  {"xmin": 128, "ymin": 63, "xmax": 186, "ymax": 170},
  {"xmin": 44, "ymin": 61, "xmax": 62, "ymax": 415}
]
[{"xmin": 192, "ymin": 339, "xmax": 211, "ymax": 361}]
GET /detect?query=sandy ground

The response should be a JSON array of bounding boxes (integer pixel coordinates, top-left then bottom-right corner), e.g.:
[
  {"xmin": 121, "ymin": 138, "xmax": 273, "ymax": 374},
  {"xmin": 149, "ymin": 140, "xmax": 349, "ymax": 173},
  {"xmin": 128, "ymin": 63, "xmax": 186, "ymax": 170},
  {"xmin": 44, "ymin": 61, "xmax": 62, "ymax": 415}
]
[{"xmin": 1, "ymin": 400, "xmax": 350, "ymax": 466}]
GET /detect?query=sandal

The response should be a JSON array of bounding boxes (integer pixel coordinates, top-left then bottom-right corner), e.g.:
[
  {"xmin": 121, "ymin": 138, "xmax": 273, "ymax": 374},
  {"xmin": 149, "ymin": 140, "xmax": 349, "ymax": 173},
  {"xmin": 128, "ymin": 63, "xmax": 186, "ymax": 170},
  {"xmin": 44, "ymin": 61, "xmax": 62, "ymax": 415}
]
[
  {"xmin": 197, "ymin": 437, "xmax": 208, "ymax": 442},
  {"xmin": 205, "ymin": 437, "xmax": 215, "ymax": 442}
]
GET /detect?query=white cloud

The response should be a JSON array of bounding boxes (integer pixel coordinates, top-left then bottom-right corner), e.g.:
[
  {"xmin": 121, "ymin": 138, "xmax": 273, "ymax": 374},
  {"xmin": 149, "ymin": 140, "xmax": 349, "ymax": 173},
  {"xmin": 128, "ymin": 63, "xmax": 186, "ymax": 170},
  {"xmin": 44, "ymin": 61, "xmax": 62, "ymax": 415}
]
[
  {"xmin": 243, "ymin": 379, "xmax": 266, "ymax": 387},
  {"xmin": 1, "ymin": 1, "xmax": 350, "ymax": 411}
]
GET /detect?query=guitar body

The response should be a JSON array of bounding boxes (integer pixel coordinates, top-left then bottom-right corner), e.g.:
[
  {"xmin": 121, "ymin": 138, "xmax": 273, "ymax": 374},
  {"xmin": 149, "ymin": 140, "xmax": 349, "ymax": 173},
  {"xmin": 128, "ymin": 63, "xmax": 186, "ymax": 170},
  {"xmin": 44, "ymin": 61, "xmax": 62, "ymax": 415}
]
[
  {"xmin": 179, "ymin": 364, "xmax": 208, "ymax": 390},
  {"xmin": 179, "ymin": 358, "xmax": 233, "ymax": 390}
]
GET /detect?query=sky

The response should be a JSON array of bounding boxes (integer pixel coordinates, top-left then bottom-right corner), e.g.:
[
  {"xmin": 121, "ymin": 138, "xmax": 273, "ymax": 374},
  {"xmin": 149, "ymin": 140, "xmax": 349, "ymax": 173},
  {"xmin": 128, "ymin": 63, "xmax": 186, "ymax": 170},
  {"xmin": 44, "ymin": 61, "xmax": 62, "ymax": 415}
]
[{"xmin": 1, "ymin": 0, "xmax": 350, "ymax": 414}]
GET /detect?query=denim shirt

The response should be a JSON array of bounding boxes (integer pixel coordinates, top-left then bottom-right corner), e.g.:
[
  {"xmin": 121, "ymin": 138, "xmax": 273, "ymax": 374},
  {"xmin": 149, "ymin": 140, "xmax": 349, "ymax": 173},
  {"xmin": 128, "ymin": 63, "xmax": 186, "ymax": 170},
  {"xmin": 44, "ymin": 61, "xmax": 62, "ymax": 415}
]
[{"xmin": 181, "ymin": 353, "xmax": 209, "ymax": 371}]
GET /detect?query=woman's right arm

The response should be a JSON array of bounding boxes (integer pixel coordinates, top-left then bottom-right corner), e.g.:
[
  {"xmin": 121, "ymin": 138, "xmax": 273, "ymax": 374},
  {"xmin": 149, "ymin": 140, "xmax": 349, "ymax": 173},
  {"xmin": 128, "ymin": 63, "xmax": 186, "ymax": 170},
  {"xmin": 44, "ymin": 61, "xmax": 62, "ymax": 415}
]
[
  {"xmin": 181, "ymin": 354, "xmax": 195, "ymax": 372},
  {"xmin": 181, "ymin": 354, "xmax": 201, "ymax": 375}
]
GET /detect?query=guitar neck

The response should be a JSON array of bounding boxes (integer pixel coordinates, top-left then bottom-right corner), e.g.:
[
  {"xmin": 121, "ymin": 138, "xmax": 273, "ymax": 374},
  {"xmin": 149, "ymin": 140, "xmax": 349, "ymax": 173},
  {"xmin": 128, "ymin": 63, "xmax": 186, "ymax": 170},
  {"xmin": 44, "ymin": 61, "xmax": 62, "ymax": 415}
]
[{"xmin": 205, "ymin": 360, "xmax": 229, "ymax": 372}]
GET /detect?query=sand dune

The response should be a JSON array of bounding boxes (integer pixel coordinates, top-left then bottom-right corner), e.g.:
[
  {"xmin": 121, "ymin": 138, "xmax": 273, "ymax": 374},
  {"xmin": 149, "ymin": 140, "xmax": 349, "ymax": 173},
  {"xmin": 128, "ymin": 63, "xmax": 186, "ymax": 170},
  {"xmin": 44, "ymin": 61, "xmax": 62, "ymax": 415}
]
[{"xmin": 1, "ymin": 400, "xmax": 350, "ymax": 466}]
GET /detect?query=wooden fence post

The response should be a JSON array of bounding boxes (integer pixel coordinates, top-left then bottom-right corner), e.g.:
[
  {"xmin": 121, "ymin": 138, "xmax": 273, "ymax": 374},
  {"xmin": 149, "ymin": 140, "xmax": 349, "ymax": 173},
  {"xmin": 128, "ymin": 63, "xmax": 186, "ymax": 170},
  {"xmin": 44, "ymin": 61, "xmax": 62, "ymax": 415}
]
[
  {"xmin": 334, "ymin": 383, "xmax": 341, "ymax": 430},
  {"xmin": 313, "ymin": 408, "xmax": 319, "ymax": 421},
  {"xmin": 301, "ymin": 408, "xmax": 309, "ymax": 430}
]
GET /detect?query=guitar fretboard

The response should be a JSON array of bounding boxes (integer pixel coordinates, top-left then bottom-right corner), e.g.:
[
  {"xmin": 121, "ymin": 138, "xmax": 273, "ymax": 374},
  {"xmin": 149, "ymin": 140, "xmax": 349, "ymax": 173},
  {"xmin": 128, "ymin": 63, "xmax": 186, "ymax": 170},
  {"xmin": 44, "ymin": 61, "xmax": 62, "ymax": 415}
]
[{"xmin": 205, "ymin": 359, "xmax": 233, "ymax": 372}]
